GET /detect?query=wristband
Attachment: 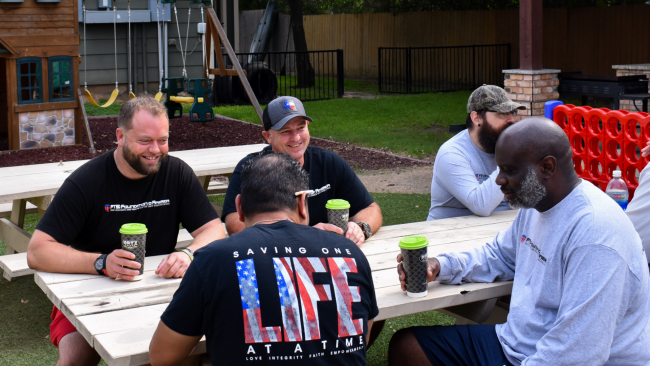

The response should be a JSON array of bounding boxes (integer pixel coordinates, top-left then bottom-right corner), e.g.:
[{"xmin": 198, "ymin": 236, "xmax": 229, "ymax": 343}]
[{"xmin": 181, "ymin": 248, "xmax": 194, "ymax": 262}]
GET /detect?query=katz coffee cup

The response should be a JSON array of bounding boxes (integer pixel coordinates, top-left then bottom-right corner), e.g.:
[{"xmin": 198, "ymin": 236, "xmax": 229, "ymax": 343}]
[
  {"xmin": 119, "ymin": 223, "xmax": 147, "ymax": 281},
  {"xmin": 326, "ymin": 199, "xmax": 350, "ymax": 236},
  {"xmin": 399, "ymin": 235, "xmax": 429, "ymax": 298}
]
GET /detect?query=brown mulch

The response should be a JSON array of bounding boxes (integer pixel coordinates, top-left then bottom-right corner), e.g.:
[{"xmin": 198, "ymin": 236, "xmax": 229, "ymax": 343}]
[{"xmin": 0, "ymin": 115, "xmax": 431, "ymax": 170}]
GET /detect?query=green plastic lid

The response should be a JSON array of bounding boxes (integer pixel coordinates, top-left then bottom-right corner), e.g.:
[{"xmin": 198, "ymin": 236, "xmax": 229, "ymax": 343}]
[
  {"xmin": 398, "ymin": 235, "xmax": 429, "ymax": 250},
  {"xmin": 326, "ymin": 199, "xmax": 350, "ymax": 210},
  {"xmin": 119, "ymin": 223, "xmax": 148, "ymax": 235}
]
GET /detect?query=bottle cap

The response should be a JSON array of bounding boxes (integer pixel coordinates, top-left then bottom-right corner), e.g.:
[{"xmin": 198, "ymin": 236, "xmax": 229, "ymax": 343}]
[
  {"xmin": 613, "ymin": 170, "xmax": 622, "ymax": 178},
  {"xmin": 399, "ymin": 235, "xmax": 429, "ymax": 250}
]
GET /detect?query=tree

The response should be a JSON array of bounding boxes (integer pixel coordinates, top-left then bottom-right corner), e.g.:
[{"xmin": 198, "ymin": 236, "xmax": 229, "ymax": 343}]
[{"xmin": 286, "ymin": 0, "xmax": 316, "ymax": 87}]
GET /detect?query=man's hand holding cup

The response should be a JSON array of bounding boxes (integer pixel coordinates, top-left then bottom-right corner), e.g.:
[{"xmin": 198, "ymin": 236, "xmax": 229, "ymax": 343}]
[{"xmin": 105, "ymin": 249, "xmax": 142, "ymax": 281}]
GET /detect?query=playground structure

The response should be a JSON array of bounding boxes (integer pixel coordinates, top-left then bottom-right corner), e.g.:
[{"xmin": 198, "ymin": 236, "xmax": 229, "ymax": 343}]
[
  {"xmin": 0, "ymin": 0, "xmax": 262, "ymax": 150},
  {"xmin": 157, "ymin": 0, "xmax": 262, "ymax": 123},
  {"xmin": 0, "ymin": 0, "xmax": 85, "ymax": 151}
]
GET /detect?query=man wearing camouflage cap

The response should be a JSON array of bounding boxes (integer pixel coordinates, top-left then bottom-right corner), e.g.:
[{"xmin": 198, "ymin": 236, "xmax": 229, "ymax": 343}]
[{"xmin": 427, "ymin": 85, "xmax": 526, "ymax": 220}]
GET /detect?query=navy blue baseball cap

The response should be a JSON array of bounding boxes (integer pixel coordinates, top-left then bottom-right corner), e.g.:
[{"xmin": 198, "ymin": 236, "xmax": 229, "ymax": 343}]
[{"xmin": 263, "ymin": 96, "xmax": 313, "ymax": 131}]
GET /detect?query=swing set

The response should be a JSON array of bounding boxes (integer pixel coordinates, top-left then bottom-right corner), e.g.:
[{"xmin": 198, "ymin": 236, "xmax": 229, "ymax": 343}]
[{"xmin": 81, "ymin": 0, "xmax": 263, "ymax": 124}]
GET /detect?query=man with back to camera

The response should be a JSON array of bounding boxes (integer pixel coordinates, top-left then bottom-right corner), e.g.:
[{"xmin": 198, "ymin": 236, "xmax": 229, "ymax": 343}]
[
  {"xmin": 149, "ymin": 152, "xmax": 378, "ymax": 366},
  {"xmin": 221, "ymin": 96, "xmax": 382, "ymax": 245},
  {"xmin": 27, "ymin": 97, "xmax": 226, "ymax": 366},
  {"xmin": 427, "ymin": 85, "xmax": 526, "ymax": 220},
  {"xmin": 392, "ymin": 117, "xmax": 650, "ymax": 365}
]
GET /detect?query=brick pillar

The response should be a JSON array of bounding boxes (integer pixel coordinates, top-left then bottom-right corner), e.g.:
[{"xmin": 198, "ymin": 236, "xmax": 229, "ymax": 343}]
[
  {"xmin": 503, "ymin": 69, "xmax": 561, "ymax": 121},
  {"xmin": 612, "ymin": 64, "xmax": 650, "ymax": 112}
]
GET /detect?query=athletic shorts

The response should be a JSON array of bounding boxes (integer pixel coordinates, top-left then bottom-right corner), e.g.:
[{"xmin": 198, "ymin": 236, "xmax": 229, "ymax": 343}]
[
  {"xmin": 50, "ymin": 306, "xmax": 77, "ymax": 347},
  {"xmin": 411, "ymin": 325, "xmax": 513, "ymax": 366}
]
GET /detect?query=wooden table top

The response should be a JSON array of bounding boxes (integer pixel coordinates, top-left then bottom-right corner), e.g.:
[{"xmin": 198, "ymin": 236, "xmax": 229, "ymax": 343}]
[
  {"xmin": 0, "ymin": 144, "xmax": 267, "ymax": 202},
  {"xmin": 34, "ymin": 210, "xmax": 517, "ymax": 366}
]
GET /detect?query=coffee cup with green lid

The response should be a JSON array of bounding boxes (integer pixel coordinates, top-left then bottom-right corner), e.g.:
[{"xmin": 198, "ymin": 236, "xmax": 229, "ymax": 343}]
[
  {"xmin": 326, "ymin": 199, "xmax": 350, "ymax": 236},
  {"xmin": 399, "ymin": 235, "xmax": 429, "ymax": 297},
  {"xmin": 119, "ymin": 223, "xmax": 148, "ymax": 281}
]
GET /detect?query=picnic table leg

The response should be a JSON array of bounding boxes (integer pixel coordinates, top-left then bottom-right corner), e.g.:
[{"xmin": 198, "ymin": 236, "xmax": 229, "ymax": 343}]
[
  {"xmin": 440, "ymin": 297, "xmax": 508, "ymax": 325},
  {"xmin": 199, "ymin": 175, "xmax": 211, "ymax": 193},
  {"xmin": 5, "ymin": 199, "xmax": 27, "ymax": 254}
]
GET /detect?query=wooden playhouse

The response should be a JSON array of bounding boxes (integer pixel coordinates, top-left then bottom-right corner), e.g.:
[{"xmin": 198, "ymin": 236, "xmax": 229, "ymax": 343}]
[{"xmin": 0, "ymin": 0, "xmax": 82, "ymax": 151}]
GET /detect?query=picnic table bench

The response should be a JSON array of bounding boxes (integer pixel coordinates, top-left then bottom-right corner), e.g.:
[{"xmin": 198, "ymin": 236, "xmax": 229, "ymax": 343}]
[
  {"xmin": 0, "ymin": 144, "xmax": 267, "ymax": 280},
  {"xmin": 33, "ymin": 210, "xmax": 517, "ymax": 365}
]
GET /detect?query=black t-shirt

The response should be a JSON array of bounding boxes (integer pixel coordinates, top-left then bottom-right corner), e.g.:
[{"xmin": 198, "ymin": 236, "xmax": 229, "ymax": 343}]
[
  {"xmin": 36, "ymin": 149, "xmax": 219, "ymax": 256},
  {"xmin": 161, "ymin": 221, "xmax": 379, "ymax": 365},
  {"xmin": 222, "ymin": 146, "xmax": 374, "ymax": 226}
]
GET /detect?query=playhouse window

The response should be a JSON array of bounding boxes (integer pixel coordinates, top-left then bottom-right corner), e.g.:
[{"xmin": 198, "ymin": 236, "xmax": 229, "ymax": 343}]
[
  {"xmin": 17, "ymin": 58, "xmax": 43, "ymax": 104},
  {"xmin": 49, "ymin": 57, "xmax": 73, "ymax": 102}
]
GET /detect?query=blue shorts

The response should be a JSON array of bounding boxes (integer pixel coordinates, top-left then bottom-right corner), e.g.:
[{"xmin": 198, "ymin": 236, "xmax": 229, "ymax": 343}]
[{"xmin": 411, "ymin": 325, "xmax": 513, "ymax": 366}]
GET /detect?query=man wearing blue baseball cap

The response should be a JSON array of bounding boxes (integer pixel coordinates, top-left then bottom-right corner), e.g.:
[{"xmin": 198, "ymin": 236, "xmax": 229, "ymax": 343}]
[{"xmin": 222, "ymin": 96, "xmax": 382, "ymax": 245}]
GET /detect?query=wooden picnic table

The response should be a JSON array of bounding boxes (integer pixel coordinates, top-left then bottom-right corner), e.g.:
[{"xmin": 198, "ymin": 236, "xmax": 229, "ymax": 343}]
[
  {"xmin": 33, "ymin": 210, "xmax": 517, "ymax": 366},
  {"xmin": 0, "ymin": 144, "xmax": 268, "ymax": 255}
]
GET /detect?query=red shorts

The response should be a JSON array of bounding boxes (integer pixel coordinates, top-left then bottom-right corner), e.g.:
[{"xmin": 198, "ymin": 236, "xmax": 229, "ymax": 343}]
[{"xmin": 50, "ymin": 305, "xmax": 77, "ymax": 347}]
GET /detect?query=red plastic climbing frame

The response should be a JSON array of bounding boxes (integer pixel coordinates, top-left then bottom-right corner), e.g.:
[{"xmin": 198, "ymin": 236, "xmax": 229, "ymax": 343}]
[{"xmin": 553, "ymin": 104, "xmax": 650, "ymax": 199}]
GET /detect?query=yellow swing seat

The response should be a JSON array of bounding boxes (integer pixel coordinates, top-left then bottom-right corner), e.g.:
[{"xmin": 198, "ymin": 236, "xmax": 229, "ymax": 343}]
[
  {"xmin": 129, "ymin": 91, "xmax": 164, "ymax": 102},
  {"xmin": 85, "ymin": 88, "xmax": 119, "ymax": 108}
]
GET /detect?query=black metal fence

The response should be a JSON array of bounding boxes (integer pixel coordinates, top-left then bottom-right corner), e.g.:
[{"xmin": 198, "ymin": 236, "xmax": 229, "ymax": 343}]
[
  {"xmin": 378, "ymin": 44, "xmax": 511, "ymax": 94},
  {"xmin": 213, "ymin": 49, "xmax": 344, "ymax": 105}
]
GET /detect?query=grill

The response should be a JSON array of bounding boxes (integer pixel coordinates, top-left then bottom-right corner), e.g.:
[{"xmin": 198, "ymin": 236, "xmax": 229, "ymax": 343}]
[{"xmin": 558, "ymin": 72, "xmax": 650, "ymax": 112}]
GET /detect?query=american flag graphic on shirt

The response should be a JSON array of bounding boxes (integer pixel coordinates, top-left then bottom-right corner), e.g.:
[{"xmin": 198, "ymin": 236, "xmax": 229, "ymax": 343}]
[
  {"xmin": 237, "ymin": 259, "xmax": 282, "ymax": 343},
  {"xmin": 292, "ymin": 257, "xmax": 332, "ymax": 340},
  {"xmin": 273, "ymin": 257, "xmax": 303, "ymax": 342},
  {"xmin": 328, "ymin": 257, "xmax": 364, "ymax": 337}
]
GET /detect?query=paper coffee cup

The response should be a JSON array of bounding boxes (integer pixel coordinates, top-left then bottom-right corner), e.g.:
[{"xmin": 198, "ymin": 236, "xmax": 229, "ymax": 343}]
[
  {"xmin": 326, "ymin": 199, "xmax": 350, "ymax": 236},
  {"xmin": 399, "ymin": 235, "xmax": 429, "ymax": 298},
  {"xmin": 119, "ymin": 223, "xmax": 147, "ymax": 281}
]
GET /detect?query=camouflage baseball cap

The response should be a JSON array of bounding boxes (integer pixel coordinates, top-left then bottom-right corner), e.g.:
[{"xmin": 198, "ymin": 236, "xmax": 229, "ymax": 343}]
[{"xmin": 466, "ymin": 85, "xmax": 526, "ymax": 113}]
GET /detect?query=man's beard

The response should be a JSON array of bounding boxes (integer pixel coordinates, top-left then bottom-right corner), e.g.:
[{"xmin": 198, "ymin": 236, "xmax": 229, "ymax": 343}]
[
  {"xmin": 478, "ymin": 121, "xmax": 512, "ymax": 154},
  {"xmin": 509, "ymin": 166, "xmax": 547, "ymax": 209},
  {"xmin": 122, "ymin": 142, "xmax": 166, "ymax": 176}
]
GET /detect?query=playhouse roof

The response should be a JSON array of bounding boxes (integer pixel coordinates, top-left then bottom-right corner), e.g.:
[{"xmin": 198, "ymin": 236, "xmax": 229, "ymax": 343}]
[{"xmin": 0, "ymin": 36, "xmax": 17, "ymax": 55}]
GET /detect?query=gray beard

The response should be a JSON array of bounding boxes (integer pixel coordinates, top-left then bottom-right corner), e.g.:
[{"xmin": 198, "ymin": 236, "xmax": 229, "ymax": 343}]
[{"xmin": 509, "ymin": 166, "xmax": 547, "ymax": 209}]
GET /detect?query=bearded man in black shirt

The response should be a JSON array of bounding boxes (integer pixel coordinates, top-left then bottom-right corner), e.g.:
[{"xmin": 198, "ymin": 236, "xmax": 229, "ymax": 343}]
[
  {"xmin": 151, "ymin": 152, "xmax": 378, "ymax": 366},
  {"xmin": 222, "ymin": 96, "xmax": 382, "ymax": 245},
  {"xmin": 27, "ymin": 97, "xmax": 226, "ymax": 366}
]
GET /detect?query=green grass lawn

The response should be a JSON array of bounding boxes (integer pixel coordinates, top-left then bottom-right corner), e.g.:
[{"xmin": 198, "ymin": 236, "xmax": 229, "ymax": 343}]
[
  {"xmin": 0, "ymin": 192, "xmax": 455, "ymax": 366},
  {"xmin": 214, "ymin": 91, "xmax": 469, "ymax": 158}
]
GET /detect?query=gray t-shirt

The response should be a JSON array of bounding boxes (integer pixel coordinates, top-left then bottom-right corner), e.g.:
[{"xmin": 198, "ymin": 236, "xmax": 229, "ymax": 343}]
[
  {"xmin": 436, "ymin": 181, "xmax": 650, "ymax": 365},
  {"xmin": 427, "ymin": 130, "xmax": 510, "ymax": 220}
]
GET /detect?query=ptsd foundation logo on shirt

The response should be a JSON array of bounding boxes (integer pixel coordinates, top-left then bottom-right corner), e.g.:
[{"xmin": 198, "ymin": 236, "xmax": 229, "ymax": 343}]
[
  {"xmin": 521, "ymin": 235, "xmax": 547, "ymax": 265},
  {"xmin": 475, "ymin": 173, "xmax": 490, "ymax": 183},
  {"xmin": 104, "ymin": 199, "xmax": 171, "ymax": 212}
]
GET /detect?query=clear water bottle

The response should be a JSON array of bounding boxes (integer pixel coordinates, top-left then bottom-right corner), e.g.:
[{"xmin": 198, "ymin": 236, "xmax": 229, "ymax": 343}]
[{"xmin": 606, "ymin": 170, "xmax": 629, "ymax": 210}]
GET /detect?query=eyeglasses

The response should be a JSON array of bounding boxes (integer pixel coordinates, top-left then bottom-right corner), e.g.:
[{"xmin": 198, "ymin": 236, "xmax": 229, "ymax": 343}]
[{"xmin": 295, "ymin": 184, "xmax": 331, "ymax": 197}]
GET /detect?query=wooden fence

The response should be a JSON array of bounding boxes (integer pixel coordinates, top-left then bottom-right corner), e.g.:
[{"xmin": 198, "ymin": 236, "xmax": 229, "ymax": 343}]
[{"xmin": 302, "ymin": 5, "xmax": 650, "ymax": 79}]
